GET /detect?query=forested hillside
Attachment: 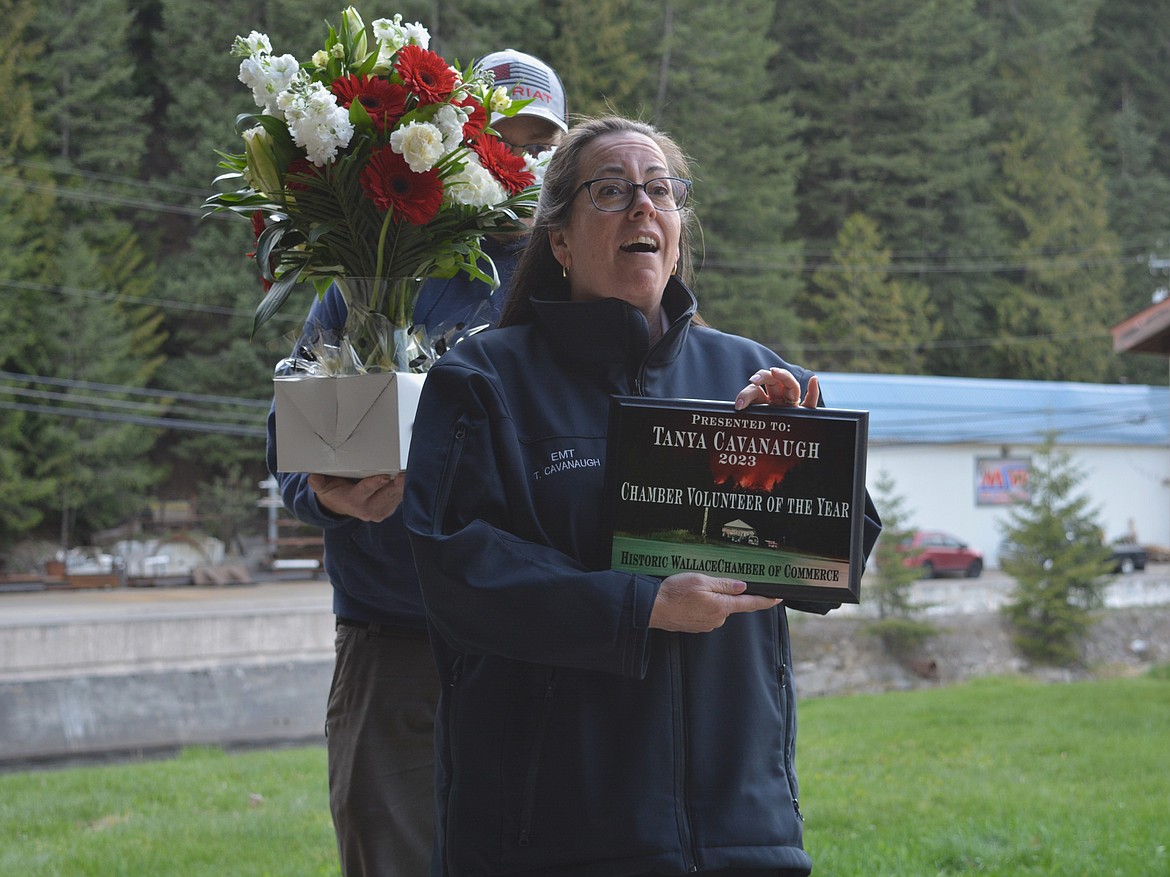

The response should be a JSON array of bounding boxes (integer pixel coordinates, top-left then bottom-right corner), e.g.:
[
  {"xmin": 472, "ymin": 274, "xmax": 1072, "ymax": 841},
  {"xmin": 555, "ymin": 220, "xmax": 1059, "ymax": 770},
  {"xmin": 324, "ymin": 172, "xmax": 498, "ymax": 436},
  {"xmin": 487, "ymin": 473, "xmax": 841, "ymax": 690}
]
[{"xmin": 2, "ymin": 0, "xmax": 1168, "ymax": 549}]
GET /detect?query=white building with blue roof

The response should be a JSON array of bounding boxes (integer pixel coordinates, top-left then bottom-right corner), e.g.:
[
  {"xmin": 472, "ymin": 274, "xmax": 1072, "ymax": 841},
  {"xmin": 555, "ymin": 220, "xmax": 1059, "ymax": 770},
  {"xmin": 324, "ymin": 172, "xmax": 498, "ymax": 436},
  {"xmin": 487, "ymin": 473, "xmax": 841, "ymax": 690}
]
[{"xmin": 818, "ymin": 373, "xmax": 1170, "ymax": 565}]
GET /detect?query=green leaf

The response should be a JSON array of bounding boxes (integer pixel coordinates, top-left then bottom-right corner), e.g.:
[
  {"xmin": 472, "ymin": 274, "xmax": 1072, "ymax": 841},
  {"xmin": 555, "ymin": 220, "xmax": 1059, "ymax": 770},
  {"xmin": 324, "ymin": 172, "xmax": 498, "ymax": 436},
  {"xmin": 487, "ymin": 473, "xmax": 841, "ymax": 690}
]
[{"xmin": 252, "ymin": 270, "xmax": 304, "ymax": 337}]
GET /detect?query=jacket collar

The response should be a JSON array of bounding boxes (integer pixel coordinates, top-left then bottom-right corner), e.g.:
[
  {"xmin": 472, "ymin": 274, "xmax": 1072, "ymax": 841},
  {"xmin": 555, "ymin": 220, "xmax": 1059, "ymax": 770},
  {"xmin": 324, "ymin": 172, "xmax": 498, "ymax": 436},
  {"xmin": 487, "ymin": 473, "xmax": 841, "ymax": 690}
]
[{"xmin": 530, "ymin": 277, "xmax": 698, "ymax": 373}]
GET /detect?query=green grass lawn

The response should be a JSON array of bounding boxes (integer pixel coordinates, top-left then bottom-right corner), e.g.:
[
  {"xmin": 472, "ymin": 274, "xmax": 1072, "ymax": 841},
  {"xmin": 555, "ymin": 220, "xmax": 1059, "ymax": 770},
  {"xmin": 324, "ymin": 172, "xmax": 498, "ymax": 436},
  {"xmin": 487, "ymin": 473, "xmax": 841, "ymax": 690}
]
[{"xmin": 1, "ymin": 672, "xmax": 1167, "ymax": 876}]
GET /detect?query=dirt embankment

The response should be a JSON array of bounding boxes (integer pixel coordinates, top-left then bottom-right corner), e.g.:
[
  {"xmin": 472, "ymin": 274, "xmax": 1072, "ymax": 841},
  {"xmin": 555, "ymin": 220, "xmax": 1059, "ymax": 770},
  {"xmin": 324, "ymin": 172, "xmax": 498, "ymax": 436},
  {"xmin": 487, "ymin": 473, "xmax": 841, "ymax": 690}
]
[{"xmin": 788, "ymin": 605, "xmax": 1170, "ymax": 698}]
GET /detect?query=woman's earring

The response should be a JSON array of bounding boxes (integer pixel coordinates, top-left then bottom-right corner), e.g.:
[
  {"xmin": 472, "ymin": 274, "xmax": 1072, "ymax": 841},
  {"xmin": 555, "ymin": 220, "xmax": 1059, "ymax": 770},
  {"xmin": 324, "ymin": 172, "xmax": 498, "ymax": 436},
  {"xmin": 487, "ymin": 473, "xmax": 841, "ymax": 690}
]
[{"xmin": 562, "ymin": 264, "xmax": 568, "ymax": 279}]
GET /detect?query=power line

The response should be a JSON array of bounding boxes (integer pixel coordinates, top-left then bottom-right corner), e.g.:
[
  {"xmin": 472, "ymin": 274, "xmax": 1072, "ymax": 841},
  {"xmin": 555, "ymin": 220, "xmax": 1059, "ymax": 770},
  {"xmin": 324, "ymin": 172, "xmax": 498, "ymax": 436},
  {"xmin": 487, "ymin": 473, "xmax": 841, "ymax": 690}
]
[
  {"xmin": 0, "ymin": 370, "xmax": 269, "ymax": 408},
  {"xmin": 0, "ymin": 399, "xmax": 265, "ymax": 437},
  {"xmin": 0, "ymin": 371, "xmax": 269, "ymax": 438},
  {"xmin": 0, "ymin": 278, "xmax": 304, "ymax": 324}
]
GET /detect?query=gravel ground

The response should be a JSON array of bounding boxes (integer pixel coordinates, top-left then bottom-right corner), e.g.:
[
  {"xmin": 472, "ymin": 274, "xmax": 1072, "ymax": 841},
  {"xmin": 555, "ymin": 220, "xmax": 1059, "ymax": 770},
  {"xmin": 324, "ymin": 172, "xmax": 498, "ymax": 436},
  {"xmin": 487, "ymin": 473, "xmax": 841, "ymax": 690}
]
[{"xmin": 788, "ymin": 565, "xmax": 1170, "ymax": 698}]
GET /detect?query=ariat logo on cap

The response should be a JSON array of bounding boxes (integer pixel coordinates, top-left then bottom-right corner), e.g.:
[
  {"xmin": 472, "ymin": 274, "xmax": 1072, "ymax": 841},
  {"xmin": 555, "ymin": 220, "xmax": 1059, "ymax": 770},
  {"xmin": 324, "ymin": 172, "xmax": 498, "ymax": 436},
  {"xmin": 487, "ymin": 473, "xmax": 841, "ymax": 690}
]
[{"xmin": 475, "ymin": 49, "xmax": 568, "ymax": 131}]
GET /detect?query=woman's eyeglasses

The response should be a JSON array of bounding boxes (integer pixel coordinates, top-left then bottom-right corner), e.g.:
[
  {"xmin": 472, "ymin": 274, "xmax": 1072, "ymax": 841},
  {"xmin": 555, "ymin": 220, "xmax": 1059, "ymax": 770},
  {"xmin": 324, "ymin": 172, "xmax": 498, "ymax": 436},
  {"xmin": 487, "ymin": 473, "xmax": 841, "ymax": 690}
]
[{"xmin": 572, "ymin": 177, "xmax": 692, "ymax": 213}]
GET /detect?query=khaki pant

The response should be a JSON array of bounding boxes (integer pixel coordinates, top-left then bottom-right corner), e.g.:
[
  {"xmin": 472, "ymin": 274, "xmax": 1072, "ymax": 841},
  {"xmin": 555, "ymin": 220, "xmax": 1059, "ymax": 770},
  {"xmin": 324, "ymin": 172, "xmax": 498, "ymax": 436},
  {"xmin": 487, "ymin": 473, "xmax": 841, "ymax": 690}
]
[{"xmin": 327, "ymin": 622, "xmax": 440, "ymax": 877}]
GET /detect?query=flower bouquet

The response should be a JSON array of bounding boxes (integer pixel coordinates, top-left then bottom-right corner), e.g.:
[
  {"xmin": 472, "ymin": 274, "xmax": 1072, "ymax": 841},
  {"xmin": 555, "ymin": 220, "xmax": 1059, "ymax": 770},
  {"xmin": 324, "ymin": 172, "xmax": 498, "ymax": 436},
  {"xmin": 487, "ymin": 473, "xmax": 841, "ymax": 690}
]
[
  {"xmin": 205, "ymin": 6, "xmax": 546, "ymax": 375},
  {"xmin": 205, "ymin": 8, "xmax": 548, "ymax": 475}
]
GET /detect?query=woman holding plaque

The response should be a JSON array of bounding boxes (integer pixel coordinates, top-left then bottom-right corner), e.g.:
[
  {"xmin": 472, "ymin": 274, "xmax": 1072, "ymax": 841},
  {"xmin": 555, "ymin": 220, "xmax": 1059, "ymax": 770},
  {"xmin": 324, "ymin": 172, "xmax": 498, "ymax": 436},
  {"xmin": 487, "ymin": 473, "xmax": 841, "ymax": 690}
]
[{"xmin": 404, "ymin": 116, "xmax": 880, "ymax": 877}]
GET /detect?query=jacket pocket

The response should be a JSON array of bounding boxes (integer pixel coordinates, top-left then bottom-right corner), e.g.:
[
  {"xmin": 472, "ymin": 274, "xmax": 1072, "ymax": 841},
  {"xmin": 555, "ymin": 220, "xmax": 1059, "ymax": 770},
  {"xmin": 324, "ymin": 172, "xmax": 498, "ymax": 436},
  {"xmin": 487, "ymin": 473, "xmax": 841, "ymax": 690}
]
[{"xmin": 517, "ymin": 666, "xmax": 558, "ymax": 847}]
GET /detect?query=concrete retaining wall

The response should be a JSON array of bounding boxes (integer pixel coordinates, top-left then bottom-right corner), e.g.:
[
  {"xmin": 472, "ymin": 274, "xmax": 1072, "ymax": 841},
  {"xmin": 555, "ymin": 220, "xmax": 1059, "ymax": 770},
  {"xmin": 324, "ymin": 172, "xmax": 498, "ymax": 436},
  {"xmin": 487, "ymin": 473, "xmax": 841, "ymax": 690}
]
[
  {"xmin": 0, "ymin": 660, "xmax": 332, "ymax": 764},
  {"xmin": 0, "ymin": 584, "xmax": 335, "ymax": 765}
]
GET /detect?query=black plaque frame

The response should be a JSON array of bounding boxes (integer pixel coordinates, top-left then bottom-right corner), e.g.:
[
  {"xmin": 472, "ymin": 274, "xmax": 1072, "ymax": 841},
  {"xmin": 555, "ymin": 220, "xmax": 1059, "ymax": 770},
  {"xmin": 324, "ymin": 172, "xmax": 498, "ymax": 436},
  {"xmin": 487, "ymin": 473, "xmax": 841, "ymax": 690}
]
[{"xmin": 603, "ymin": 397, "xmax": 869, "ymax": 603}]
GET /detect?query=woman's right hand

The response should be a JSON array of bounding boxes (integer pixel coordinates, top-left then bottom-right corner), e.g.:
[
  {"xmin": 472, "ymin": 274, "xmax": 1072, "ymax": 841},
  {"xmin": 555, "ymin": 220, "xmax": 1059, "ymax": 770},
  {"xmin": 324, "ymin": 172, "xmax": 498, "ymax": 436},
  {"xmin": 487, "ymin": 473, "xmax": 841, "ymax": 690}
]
[{"xmin": 649, "ymin": 573, "xmax": 781, "ymax": 632}]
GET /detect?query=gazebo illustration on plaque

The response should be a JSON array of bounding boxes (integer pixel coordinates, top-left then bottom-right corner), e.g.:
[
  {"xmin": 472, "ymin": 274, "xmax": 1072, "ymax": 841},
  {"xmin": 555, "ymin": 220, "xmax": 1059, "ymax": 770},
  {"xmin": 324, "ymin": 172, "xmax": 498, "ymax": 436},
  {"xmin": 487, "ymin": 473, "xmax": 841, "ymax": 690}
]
[{"xmin": 720, "ymin": 519, "xmax": 759, "ymax": 546}]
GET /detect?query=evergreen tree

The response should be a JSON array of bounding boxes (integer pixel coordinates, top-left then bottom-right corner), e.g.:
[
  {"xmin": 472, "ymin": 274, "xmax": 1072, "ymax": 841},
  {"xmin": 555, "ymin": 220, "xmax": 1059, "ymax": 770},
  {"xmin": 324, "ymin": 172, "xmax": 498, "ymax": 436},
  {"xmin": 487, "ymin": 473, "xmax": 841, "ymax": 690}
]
[
  {"xmin": 151, "ymin": 222, "xmax": 279, "ymax": 475},
  {"xmin": 1087, "ymin": 2, "xmax": 1170, "ymax": 386},
  {"xmin": 866, "ymin": 470, "xmax": 922, "ymax": 620},
  {"xmin": 0, "ymin": 0, "xmax": 62, "ymax": 548},
  {"xmin": 656, "ymin": 0, "xmax": 804, "ymax": 351},
  {"xmin": 771, "ymin": 0, "xmax": 1006, "ymax": 377},
  {"xmin": 547, "ymin": 0, "xmax": 653, "ymax": 119},
  {"xmin": 33, "ymin": 0, "xmax": 152, "ymax": 173},
  {"xmin": 998, "ymin": 437, "xmax": 1113, "ymax": 665},
  {"xmin": 149, "ymin": 0, "xmax": 343, "ymax": 483},
  {"xmin": 427, "ymin": 0, "xmax": 552, "ymax": 63},
  {"xmin": 32, "ymin": 230, "xmax": 165, "ymax": 546},
  {"xmin": 807, "ymin": 213, "xmax": 938, "ymax": 373},
  {"xmin": 983, "ymin": 0, "xmax": 1124, "ymax": 382}
]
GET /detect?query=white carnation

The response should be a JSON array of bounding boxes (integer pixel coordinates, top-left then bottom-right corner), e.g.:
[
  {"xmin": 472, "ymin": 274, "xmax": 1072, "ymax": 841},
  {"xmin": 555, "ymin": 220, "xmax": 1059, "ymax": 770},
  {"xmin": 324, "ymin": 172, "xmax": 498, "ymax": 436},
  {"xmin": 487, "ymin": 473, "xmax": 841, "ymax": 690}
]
[
  {"xmin": 445, "ymin": 158, "xmax": 507, "ymax": 208},
  {"xmin": 390, "ymin": 121, "xmax": 446, "ymax": 172}
]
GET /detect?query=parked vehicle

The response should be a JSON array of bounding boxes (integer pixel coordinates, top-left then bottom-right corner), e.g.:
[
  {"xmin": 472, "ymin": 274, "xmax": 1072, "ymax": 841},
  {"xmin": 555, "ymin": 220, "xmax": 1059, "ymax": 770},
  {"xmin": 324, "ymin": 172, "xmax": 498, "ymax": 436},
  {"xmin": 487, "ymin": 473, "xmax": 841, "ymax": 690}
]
[
  {"xmin": 997, "ymin": 537, "xmax": 1147, "ymax": 575},
  {"xmin": 900, "ymin": 530, "xmax": 984, "ymax": 579},
  {"xmin": 1108, "ymin": 542, "xmax": 1148, "ymax": 574}
]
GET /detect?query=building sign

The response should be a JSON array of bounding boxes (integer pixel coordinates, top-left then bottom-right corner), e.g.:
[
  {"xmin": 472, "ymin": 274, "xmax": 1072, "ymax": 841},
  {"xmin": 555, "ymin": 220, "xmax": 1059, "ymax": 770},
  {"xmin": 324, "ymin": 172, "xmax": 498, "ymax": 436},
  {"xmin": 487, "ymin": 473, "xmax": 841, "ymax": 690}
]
[{"xmin": 975, "ymin": 457, "xmax": 1031, "ymax": 505}]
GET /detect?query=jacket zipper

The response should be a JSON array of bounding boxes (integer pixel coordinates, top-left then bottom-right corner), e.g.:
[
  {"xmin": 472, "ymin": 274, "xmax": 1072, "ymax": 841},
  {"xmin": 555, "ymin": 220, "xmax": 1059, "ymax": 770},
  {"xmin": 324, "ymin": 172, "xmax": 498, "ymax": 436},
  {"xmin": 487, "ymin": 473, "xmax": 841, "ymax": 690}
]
[
  {"xmin": 774, "ymin": 613, "xmax": 803, "ymax": 821},
  {"xmin": 669, "ymin": 635, "xmax": 699, "ymax": 870},
  {"xmin": 431, "ymin": 419, "xmax": 468, "ymax": 534},
  {"xmin": 443, "ymin": 655, "xmax": 464, "ymax": 870},
  {"xmin": 517, "ymin": 669, "xmax": 558, "ymax": 847}
]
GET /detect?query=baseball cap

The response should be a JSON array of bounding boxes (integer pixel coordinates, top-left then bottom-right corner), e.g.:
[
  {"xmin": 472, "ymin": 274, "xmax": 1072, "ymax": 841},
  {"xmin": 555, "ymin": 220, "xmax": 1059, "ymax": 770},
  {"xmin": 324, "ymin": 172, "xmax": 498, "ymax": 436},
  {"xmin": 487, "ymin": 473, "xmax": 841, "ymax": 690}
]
[{"xmin": 475, "ymin": 49, "xmax": 568, "ymax": 133}]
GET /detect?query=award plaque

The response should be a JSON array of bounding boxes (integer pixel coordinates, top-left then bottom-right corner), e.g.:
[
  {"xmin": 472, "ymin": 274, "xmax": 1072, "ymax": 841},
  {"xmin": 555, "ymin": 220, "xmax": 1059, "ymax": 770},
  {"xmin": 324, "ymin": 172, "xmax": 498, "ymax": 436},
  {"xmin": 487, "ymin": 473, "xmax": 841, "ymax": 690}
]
[{"xmin": 604, "ymin": 397, "xmax": 869, "ymax": 603}]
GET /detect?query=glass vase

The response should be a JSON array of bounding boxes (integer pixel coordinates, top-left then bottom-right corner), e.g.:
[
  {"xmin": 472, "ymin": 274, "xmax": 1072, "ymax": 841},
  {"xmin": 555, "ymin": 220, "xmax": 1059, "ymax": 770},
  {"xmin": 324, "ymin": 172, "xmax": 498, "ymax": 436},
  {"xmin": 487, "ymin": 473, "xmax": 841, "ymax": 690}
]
[{"xmin": 334, "ymin": 276, "xmax": 426, "ymax": 373}]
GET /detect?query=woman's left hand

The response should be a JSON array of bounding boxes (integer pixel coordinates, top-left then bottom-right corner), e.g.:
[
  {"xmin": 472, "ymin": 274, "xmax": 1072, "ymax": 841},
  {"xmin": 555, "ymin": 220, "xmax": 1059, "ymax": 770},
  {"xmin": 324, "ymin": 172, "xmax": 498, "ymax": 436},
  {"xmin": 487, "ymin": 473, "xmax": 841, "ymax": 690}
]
[{"xmin": 733, "ymin": 368, "xmax": 819, "ymax": 410}]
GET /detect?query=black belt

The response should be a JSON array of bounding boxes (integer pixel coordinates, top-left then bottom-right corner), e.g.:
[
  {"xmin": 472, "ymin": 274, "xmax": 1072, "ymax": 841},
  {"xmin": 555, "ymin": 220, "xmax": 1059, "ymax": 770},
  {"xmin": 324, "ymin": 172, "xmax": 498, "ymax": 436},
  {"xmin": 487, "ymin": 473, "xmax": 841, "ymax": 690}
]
[{"xmin": 336, "ymin": 616, "xmax": 427, "ymax": 638}]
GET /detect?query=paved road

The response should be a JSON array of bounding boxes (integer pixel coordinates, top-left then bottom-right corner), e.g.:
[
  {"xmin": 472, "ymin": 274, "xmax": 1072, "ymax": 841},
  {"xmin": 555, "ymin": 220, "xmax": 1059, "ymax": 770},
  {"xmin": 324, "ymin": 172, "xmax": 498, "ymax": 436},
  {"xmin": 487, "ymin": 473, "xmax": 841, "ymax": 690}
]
[
  {"xmin": 834, "ymin": 563, "xmax": 1170, "ymax": 617},
  {"xmin": 3, "ymin": 564, "xmax": 1168, "ymax": 627},
  {"xmin": 0, "ymin": 577, "xmax": 331, "ymax": 628}
]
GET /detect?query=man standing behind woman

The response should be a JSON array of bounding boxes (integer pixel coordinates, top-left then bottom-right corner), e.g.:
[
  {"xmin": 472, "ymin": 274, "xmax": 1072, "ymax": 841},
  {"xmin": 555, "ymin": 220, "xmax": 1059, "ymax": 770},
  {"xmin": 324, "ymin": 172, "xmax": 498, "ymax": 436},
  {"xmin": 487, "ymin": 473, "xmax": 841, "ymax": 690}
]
[
  {"xmin": 403, "ymin": 116, "xmax": 881, "ymax": 876},
  {"xmin": 265, "ymin": 50, "xmax": 567, "ymax": 877}
]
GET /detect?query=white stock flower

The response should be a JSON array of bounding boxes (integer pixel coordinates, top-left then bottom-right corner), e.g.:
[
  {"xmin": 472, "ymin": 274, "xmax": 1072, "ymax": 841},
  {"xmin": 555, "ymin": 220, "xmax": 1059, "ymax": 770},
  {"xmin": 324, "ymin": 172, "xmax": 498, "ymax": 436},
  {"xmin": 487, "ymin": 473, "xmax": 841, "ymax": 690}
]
[
  {"xmin": 445, "ymin": 157, "xmax": 507, "ymax": 208},
  {"xmin": 278, "ymin": 80, "xmax": 354, "ymax": 165},
  {"xmin": 238, "ymin": 52, "xmax": 300, "ymax": 117},
  {"xmin": 433, "ymin": 104, "xmax": 467, "ymax": 152},
  {"xmin": 311, "ymin": 49, "xmax": 329, "ymax": 68},
  {"xmin": 390, "ymin": 122, "xmax": 446, "ymax": 172},
  {"xmin": 232, "ymin": 31, "xmax": 272, "ymax": 57}
]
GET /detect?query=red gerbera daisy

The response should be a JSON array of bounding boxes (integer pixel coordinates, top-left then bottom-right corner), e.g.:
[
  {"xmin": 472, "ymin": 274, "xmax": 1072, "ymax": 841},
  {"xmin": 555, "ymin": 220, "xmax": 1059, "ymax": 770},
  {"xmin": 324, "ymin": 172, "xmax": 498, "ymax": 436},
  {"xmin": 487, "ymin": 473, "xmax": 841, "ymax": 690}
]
[
  {"xmin": 471, "ymin": 135, "xmax": 535, "ymax": 195},
  {"xmin": 395, "ymin": 44, "xmax": 457, "ymax": 105},
  {"xmin": 456, "ymin": 97, "xmax": 487, "ymax": 142},
  {"xmin": 331, "ymin": 74, "xmax": 409, "ymax": 131},
  {"xmin": 360, "ymin": 145, "xmax": 444, "ymax": 225}
]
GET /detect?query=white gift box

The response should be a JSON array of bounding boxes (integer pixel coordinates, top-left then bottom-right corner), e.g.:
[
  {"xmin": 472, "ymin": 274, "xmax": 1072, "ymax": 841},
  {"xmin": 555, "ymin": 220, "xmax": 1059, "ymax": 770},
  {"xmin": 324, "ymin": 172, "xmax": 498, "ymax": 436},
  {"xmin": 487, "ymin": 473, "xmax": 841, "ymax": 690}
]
[{"xmin": 273, "ymin": 371, "xmax": 426, "ymax": 478}]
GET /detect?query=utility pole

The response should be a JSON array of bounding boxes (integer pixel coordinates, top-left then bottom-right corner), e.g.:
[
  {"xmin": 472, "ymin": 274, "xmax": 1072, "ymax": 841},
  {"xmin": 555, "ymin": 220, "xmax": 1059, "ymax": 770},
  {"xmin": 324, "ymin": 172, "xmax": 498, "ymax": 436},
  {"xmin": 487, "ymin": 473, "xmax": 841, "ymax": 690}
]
[{"xmin": 257, "ymin": 477, "xmax": 282, "ymax": 559}]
